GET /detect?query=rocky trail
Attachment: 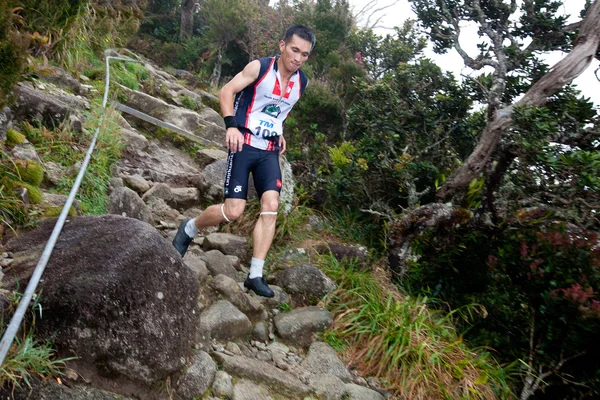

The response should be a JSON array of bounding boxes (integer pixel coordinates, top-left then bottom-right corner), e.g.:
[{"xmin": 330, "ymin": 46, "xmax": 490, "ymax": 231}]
[{"xmin": 0, "ymin": 52, "xmax": 388, "ymax": 400}]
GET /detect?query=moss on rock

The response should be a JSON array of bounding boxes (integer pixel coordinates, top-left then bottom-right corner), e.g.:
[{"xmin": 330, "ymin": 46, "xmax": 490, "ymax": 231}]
[
  {"xmin": 15, "ymin": 159, "xmax": 44, "ymax": 186},
  {"xmin": 15, "ymin": 182, "xmax": 43, "ymax": 204},
  {"xmin": 6, "ymin": 128, "xmax": 26, "ymax": 146}
]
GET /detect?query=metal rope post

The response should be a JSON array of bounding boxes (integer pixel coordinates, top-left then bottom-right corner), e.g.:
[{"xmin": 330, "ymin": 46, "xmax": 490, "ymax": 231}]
[{"xmin": 0, "ymin": 53, "xmax": 141, "ymax": 365}]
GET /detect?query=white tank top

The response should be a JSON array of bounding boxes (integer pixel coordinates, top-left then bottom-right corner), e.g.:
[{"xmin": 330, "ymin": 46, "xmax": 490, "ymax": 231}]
[{"xmin": 233, "ymin": 57, "xmax": 308, "ymax": 150}]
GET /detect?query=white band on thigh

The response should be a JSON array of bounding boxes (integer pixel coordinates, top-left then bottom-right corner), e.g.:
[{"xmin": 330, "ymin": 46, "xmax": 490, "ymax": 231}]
[
  {"xmin": 260, "ymin": 212, "xmax": 278, "ymax": 216},
  {"xmin": 221, "ymin": 203, "xmax": 230, "ymax": 222}
]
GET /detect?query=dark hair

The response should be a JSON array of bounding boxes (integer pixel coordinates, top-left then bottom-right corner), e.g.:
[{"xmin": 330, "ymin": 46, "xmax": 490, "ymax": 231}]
[{"xmin": 282, "ymin": 24, "xmax": 316, "ymax": 51}]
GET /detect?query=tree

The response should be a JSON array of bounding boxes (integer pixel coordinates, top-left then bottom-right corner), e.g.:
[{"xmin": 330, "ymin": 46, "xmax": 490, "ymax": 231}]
[
  {"xmin": 381, "ymin": 1, "xmax": 600, "ymax": 396},
  {"xmin": 406, "ymin": 0, "xmax": 600, "ymax": 204},
  {"xmin": 180, "ymin": 0, "xmax": 196, "ymax": 41},
  {"xmin": 200, "ymin": 0, "xmax": 247, "ymax": 86}
]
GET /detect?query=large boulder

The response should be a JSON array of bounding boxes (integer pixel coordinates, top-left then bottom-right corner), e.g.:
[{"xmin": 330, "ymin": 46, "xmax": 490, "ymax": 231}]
[
  {"xmin": 301, "ymin": 342, "xmax": 353, "ymax": 383},
  {"xmin": 39, "ymin": 66, "xmax": 88, "ymax": 95},
  {"xmin": 108, "ymin": 186, "xmax": 153, "ymax": 224},
  {"xmin": 11, "ymin": 82, "xmax": 80, "ymax": 127},
  {"xmin": 273, "ymin": 307, "xmax": 333, "ymax": 348},
  {"xmin": 119, "ymin": 141, "xmax": 203, "ymax": 188},
  {"xmin": 118, "ymin": 84, "xmax": 222, "ymax": 147},
  {"xmin": 2, "ymin": 215, "xmax": 200, "ymax": 385}
]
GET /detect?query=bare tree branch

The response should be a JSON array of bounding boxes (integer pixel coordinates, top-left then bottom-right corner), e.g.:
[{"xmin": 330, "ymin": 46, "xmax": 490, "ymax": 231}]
[
  {"xmin": 437, "ymin": 0, "xmax": 600, "ymax": 202},
  {"xmin": 365, "ymin": 1, "xmax": 401, "ymax": 30}
]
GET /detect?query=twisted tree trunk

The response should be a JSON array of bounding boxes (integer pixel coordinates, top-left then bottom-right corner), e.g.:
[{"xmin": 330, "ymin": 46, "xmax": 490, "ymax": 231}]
[
  {"xmin": 180, "ymin": 0, "xmax": 195, "ymax": 41},
  {"xmin": 437, "ymin": 0, "xmax": 600, "ymax": 202}
]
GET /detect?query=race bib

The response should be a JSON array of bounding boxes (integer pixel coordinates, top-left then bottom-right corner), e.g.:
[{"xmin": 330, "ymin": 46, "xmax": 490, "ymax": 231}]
[{"xmin": 248, "ymin": 104, "xmax": 283, "ymax": 138}]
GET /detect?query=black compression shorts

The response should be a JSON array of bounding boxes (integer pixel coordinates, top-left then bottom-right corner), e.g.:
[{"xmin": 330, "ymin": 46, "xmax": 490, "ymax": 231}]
[{"xmin": 224, "ymin": 144, "xmax": 282, "ymax": 200}]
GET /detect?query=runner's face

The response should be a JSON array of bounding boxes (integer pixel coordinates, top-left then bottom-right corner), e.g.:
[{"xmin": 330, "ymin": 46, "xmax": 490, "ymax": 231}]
[{"xmin": 279, "ymin": 34, "xmax": 311, "ymax": 74}]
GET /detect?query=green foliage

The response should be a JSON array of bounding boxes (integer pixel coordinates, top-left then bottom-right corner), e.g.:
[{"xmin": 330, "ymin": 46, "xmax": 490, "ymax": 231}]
[
  {"xmin": 0, "ymin": 334, "xmax": 67, "ymax": 390},
  {"xmin": 293, "ymin": 0, "xmax": 353, "ymax": 77},
  {"xmin": 0, "ymin": 2, "xmax": 26, "ymax": 107},
  {"xmin": 0, "ymin": 147, "xmax": 44, "ymax": 232},
  {"xmin": 466, "ymin": 177, "xmax": 484, "ymax": 209},
  {"xmin": 14, "ymin": 159, "xmax": 43, "ymax": 186},
  {"xmin": 1, "ymin": 289, "xmax": 75, "ymax": 390},
  {"xmin": 6, "ymin": 128, "xmax": 26, "ymax": 146},
  {"xmin": 13, "ymin": 0, "xmax": 85, "ymax": 34},
  {"xmin": 291, "ymin": 81, "xmax": 342, "ymax": 136},
  {"xmin": 180, "ymin": 94, "xmax": 201, "ymax": 112},
  {"xmin": 318, "ymin": 254, "xmax": 513, "ymax": 399},
  {"xmin": 300, "ymin": 58, "xmax": 474, "ymax": 214},
  {"xmin": 278, "ymin": 302, "xmax": 292, "ymax": 313},
  {"xmin": 347, "ymin": 23, "xmax": 427, "ymax": 79},
  {"xmin": 111, "ymin": 61, "xmax": 149, "ymax": 91},
  {"xmin": 498, "ymin": 98, "xmax": 599, "ymax": 229},
  {"xmin": 23, "ymin": 104, "xmax": 123, "ymax": 215},
  {"xmin": 14, "ymin": 182, "xmax": 41, "ymax": 204},
  {"xmin": 407, "ymin": 220, "xmax": 600, "ymax": 397}
]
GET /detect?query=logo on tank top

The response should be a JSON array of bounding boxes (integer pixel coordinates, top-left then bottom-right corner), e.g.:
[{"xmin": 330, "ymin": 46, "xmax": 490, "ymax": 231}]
[
  {"xmin": 261, "ymin": 104, "xmax": 281, "ymax": 118},
  {"xmin": 272, "ymin": 78, "xmax": 295, "ymax": 99},
  {"xmin": 276, "ymin": 179, "xmax": 282, "ymax": 188}
]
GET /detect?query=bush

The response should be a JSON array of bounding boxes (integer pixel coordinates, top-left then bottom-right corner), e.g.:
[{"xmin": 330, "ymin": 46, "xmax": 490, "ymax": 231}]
[
  {"xmin": 0, "ymin": 2, "xmax": 25, "ymax": 107},
  {"xmin": 406, "ymin": 217, "xmax": 600, "ymax": 397}
]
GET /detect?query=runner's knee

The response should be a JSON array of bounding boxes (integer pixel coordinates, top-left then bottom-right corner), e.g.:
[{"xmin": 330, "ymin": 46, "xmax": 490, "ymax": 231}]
[
  {"xmin": 260, "ymin": 197, "xmax": 279, "ymax": 213},
  {"xmin": 223, "ymin": 202, "xmax": 245, "ymax": 220}
]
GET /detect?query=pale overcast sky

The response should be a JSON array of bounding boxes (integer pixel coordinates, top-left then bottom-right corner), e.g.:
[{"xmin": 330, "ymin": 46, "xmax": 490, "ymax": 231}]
[{"xmin": 350, "ymin": 0, "xmax": 600, "ymax": 107}]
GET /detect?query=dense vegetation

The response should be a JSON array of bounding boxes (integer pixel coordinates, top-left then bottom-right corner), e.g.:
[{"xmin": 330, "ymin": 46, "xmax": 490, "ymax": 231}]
[{"xmin": 1, "ymin": 0, "xmax": 599, "ymax": 398}]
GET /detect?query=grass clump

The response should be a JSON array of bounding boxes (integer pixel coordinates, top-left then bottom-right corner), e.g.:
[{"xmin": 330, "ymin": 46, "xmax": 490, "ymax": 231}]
[
  {"xmin": 14, "ymin": 160, "xmax": 43, "ymax": 186},
  {"xmin": 13, "ymin": 182, "xmax": 42, "ymax": 204},
  {"xmin": 0, "ymin": 148, "xmax": 43, "ymax": 233},
  {"xmin": 180, "ymin": 94, "xmax": 201, "ymax": 112},
  {"xmin": 22, "ymin": 103, "xmax": 123, "ymax": 214},
  {"xmin": 0, "ymin": 289, "xmax": 75, "ymax": 390},
  {"xmin": 316, "ymin": 254, "xmax": 514, "ymax": 399},
  {"xmin": 6, "ymin": 129, "xmax": 26, "ymax": 146},
  {"xmin": 0, "ymin": 334, "xmax": 68, "ymax": 390}
]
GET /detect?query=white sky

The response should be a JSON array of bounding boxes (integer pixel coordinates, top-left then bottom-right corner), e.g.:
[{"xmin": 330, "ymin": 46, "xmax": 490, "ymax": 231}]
[{"xmin": 350, "ymin": 0, "xmax": 600, "ymax": 107}]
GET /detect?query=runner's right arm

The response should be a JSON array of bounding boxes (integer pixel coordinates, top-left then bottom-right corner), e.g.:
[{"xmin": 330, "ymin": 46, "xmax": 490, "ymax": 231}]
[{"xmin": 219, "ymin": 60, "xmax": 261, "ymax": 153}]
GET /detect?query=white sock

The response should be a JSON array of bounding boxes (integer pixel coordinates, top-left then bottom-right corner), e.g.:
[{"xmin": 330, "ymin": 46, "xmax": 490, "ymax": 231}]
[
  {"xmin": 184, "ymin": 218, "xmax": 199, "ymax": 237},
  {"xmin": 249, "ymin": 258, "xmax": 265, "ymax": 279}
]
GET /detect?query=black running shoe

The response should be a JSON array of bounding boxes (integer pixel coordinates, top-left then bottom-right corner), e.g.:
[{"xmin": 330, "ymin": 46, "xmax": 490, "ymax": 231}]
[
  {"xmin": 244, "ymin": 274, "xmax": 275, "ymax": 298},
  {"xmin": 173, "ymin": 218, "xmax": 193, "ymax": 257}
]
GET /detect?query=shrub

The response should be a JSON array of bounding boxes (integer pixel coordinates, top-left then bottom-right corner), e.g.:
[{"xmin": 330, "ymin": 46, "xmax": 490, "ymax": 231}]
[
  {"xmin": 406, "ymin": 218, "xmax": 600, "ymax": 397},
  {"xmin": 0, "ymin": 2, "xmax": 26, "ymax": 107}
]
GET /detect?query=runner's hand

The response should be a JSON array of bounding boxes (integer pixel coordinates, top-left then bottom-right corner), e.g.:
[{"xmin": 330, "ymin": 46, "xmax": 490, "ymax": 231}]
[
  {"xmin": 226, "ymin": 128, "xmax": 244, "ymax": 153},
  {"xmin": 279, "ymin": 135, "xmax": 286, "ymax": 155}
]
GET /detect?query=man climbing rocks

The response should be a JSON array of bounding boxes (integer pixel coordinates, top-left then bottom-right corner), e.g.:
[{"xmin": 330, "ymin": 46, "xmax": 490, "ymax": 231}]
[{"xmin": 173, "ymin": 25, "xmax": 316, "ymax": 297}]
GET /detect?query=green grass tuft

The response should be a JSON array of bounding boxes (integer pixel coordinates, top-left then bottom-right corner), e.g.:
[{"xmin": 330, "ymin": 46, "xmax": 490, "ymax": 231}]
[
  {"xmin": 0, "ymin": 334, "xmax": 69, "ymax": 390},
  {"xmin": 15, "ymin": 160, "xmax": 44, "ymax": 186},
  {"xmin": 14, "ymin": 182, "xmax": 42, "ymax": 204},
  {"xmin": 316, "ymin": 253, "xmax": 514, "ymax": 399},
  {"xmin": 6, "ymin": 129, "xmax": 26, "ymax": 146}
]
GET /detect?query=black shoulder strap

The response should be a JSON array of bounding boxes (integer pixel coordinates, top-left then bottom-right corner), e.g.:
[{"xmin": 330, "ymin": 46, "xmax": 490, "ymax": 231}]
[
  {"xmin": 252, "ymin": 57, "xmax": 274, "ymax": 86},
  {"xmin": 298, "ymin": 70, "xmax": 308, "ymax": 97}
]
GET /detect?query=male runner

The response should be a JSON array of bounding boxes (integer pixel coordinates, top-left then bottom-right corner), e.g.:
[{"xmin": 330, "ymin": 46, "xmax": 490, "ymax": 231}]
[{"xmin": 173, "ymin": 25, "xmax": 315, "ymax": 297}]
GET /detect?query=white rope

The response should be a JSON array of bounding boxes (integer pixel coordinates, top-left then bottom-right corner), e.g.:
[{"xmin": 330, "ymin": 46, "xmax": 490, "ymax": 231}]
[{"xmin": 0, "ymin": 51, "xmax": 141, "ymax": 366}]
